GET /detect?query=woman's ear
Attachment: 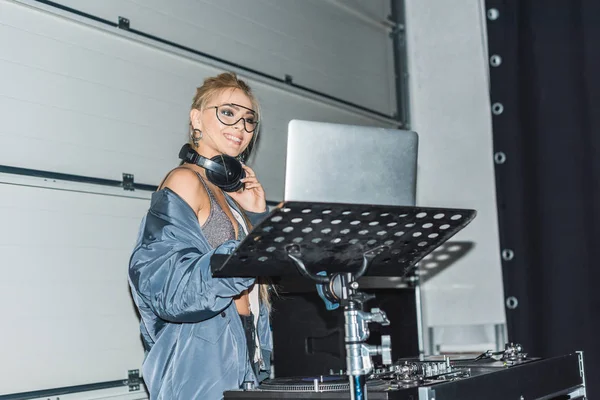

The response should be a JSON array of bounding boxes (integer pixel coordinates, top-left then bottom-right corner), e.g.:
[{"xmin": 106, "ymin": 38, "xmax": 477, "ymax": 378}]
[{"xmin": 190, "ymin": 109, "xmax": 203, "ymax": 130}]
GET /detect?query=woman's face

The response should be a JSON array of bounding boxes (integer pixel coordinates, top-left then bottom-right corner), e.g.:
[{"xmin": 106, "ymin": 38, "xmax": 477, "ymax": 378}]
[{"xmin": 191, "ymin": 88, "xmax": 257, "ymax": 159}]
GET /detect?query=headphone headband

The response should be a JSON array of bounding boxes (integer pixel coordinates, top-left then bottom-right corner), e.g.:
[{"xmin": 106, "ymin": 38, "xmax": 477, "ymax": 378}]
[
  {"xmin": 178, "ymin": 144, "xmax": 245, "ymax": 192},
  {"xmin": 178, "ymin": 145, "xmax": 228, "ymax": 176}
]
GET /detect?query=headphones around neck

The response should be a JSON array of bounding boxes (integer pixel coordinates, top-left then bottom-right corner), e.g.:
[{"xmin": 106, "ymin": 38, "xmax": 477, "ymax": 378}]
[{"xmin": 178, "ymin": 143, "xmax": 246, "ymax": 192}]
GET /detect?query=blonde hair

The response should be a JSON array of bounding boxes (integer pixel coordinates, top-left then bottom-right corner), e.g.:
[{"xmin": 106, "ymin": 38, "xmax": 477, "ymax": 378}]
[
  {"xmin": 191, "ymin": 72, "xmax": 260, "ymax": 163},
  {"xmin": 192, "ymin": 72, "xmax": 272, "ymax": 310}
]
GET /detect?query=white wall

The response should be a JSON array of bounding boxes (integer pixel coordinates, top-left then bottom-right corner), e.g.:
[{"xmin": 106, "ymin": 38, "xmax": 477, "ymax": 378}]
[
  {"xmin": 0, "ymin": 174, "xmax": 151, "ymax": 396},
  {"xmin": 404, "ymin": 0, "xmax": 506, "ymax": 342},
  {"xmin": 51, "ymin": 0, "xmax": 396, "ymax": 116},
  {"xmin": 0, "ymin": 0, "xmax": 398, "ymax": 396},
  {"xmin": 0, "ymin": 0, "xmax": 397, "ymax": 201}
]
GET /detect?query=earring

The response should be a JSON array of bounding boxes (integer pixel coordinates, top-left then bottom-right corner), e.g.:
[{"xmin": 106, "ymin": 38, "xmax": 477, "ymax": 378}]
[{"xmin": 191, "ymin": 128, "xmax": 203, "ymax": 147}]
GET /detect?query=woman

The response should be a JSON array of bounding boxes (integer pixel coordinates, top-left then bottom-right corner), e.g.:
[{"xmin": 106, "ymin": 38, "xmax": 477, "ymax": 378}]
[{"xmin": 128, "ymin": 72, "xmax": 272, "ymax": 399}]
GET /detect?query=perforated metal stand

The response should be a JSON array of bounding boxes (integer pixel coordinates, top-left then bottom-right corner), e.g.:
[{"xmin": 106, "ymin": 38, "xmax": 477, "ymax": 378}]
[{"xmin": 212, "ymin": 201, "xmax": 476, "ymax": 400}]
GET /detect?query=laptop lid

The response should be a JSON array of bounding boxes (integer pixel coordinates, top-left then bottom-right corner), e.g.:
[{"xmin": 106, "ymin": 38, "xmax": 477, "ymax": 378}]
[{"xmin": 284, "ymin": 120, "xmax": 418, "ymax": 206}]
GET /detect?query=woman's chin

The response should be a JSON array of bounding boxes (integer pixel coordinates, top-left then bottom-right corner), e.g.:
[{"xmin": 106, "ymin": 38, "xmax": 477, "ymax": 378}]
[
  {"xmin": 221, "ymin": 150, "xmax": 240, "ymax": 159},
  {"xmin": 221, "ymin": 145, "xmax": 246, "ymax": 159}
]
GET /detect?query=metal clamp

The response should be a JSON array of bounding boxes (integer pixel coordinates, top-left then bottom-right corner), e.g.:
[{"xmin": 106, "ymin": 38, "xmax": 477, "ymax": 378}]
[{"xmin": 367, "ymin": 308, "xmax": 390, "ymax": 326}]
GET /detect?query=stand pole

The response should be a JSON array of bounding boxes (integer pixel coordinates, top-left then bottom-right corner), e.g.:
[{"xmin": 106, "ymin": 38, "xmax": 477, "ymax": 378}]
[
  {"xmin": 350, "ymin": 374, "xmax": 367, "ymax": 400},
  {"xmin": 414, "ymin": 278, "xmax": 425, "ymax": 361},
  {"xmin": 345, "ymin": 299, "xmax": 368, "ymax": 400}
]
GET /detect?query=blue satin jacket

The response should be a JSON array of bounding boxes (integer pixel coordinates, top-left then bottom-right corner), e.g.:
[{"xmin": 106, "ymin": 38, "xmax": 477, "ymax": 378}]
[{"xmin": 128, "ymin": 188, "xmax": 272, "ymax": 400}]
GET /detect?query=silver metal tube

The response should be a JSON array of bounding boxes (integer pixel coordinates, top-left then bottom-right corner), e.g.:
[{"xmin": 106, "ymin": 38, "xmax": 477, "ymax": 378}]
[
  {"xmin": 415, "ymin": 280, "xmax": 425, "ymax": 360},
  {"xmin": 349, "ymin": 374, "xmax": 368, "ymax": 400}
]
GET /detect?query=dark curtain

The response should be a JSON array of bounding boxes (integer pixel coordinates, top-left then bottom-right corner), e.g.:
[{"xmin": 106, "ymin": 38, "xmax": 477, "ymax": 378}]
[{"xmin": 485, "ymin": 0, "xmax": 600, "ymax": 396}]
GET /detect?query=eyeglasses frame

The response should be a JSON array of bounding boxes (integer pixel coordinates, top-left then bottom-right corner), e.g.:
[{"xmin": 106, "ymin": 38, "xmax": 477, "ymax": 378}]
[{"xmin": 206, "ymin": 103, "xmax": 259, "ymax": 133}]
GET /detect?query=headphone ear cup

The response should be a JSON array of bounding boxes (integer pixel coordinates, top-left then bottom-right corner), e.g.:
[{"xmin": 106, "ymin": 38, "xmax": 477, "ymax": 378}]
[
  {"xmin": 218, "ymin": 176, "xmax": 245, "ymax": 193},
  {"xmin": 205, "ymin": 155, "xmax": 246, "ymax": 192}
]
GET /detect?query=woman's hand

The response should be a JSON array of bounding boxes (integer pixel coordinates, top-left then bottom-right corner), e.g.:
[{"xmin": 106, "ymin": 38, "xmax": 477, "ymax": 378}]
[{"xmin": 228, "ymin": 165, "xmax": 267, "ymax": 213}]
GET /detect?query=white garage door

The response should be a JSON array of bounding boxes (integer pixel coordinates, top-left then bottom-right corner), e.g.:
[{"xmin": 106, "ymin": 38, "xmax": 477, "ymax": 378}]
[
  {"xmin": 0, "ymin": 0, "xmax": 400, "ymax": 396},
  {"xmin": 0, "ymin": 0, "xmax": 400, "ymax": 201}
]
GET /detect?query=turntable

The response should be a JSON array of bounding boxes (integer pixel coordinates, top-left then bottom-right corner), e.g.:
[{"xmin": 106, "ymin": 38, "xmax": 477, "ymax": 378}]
[
  {"xmin": 225, "ymin": 350, "xmax": 585, "ymax": 399},
  {"xmin": 213, "ymin": 202, "xmax": 587, "ymax": 400}
]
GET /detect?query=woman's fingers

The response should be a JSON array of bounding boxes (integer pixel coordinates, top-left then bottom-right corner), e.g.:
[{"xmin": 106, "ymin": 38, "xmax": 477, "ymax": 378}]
[
  {"xmin": 242, "ymin": 165, "xmax": 257, "ymax": 177},
  {"xmin": 243, "ymin": 182, "xmax": 261, "ymax": 190}
]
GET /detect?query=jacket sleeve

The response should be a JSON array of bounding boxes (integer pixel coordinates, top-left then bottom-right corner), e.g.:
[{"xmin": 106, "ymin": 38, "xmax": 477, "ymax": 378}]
[
  {"xmin": 129, "ymin": 228, "xmax": 254, "ymax": 323},
  {"xmin": 257, "ymin": 301, "xmax": 273, "ymax": 381}
]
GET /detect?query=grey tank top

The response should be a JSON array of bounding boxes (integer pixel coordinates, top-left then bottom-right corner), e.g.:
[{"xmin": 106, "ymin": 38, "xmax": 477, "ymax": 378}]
[{"xmin": 194, "ymin": 172, "xmax": 245, "ymax": 248}]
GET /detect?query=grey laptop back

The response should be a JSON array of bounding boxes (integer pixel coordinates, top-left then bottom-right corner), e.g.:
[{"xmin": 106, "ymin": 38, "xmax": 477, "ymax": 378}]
[{"xmin": 284, "ymin": 120, "xmax": 418, "ymax": 206}]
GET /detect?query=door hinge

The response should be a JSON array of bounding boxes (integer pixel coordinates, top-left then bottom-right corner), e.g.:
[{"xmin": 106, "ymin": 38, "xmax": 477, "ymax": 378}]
[
  {"xmin": 122, "ymin": 173, "xmax": 135, "ymax": 191},
  {"xmin": 118, "ymin": 16, "xmax": 130, "ymax": 30},
  {"xmin": 128, "ymin": 369, "xmax": 140, "ymax": 391}
]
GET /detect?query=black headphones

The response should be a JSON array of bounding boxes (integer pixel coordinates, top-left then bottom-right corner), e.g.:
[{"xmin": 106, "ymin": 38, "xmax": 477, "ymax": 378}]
[{"xmin": 178, "ymin": 144, "xmax": 246, "ymax": 192}]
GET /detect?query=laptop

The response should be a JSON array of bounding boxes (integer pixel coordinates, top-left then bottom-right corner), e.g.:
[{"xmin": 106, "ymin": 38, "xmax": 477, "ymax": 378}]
[{"xmin": 284, "ymin": 120, "xmax": 418, "ymax": 206}]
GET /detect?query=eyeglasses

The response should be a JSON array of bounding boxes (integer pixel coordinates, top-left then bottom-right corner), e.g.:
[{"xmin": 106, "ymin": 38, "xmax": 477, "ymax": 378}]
[{"xmin": 208, "ymin": 103, "xmax": 259, "ymax": 133}]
